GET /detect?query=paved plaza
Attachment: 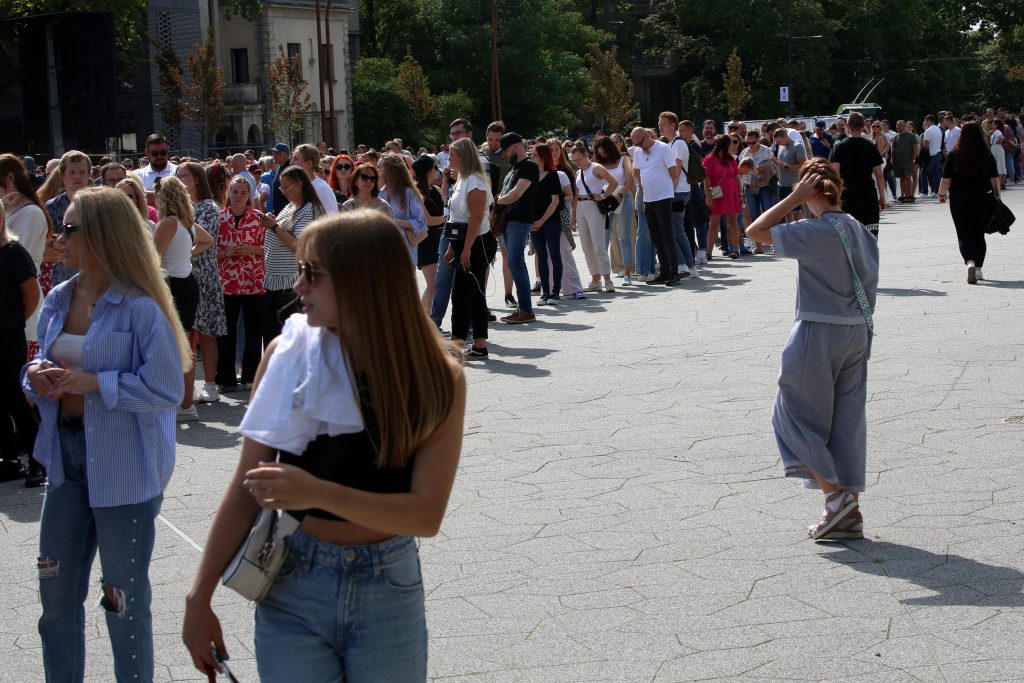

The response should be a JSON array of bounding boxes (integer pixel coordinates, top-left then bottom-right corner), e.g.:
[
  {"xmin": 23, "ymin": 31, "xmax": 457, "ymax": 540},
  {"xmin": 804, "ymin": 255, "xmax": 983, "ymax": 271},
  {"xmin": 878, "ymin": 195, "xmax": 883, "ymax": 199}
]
[{"xmin": 3, "ymin": 189, "xmax": 1024, "ymax": 682}]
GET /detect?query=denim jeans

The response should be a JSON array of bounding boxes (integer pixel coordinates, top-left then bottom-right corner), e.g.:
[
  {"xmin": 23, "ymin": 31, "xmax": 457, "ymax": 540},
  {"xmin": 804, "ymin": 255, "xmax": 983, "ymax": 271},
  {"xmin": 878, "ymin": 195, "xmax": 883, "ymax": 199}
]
[
  {"xmin": 634, "ymin": 187, "xmax": 656, "ymax": 275},
  {"xmin": 530, "ymin": 216, "xmax": 563, "ymax": 296},
  {"xmin": 430, "ymin": 230, "xmax": 454, "ymax": 327},
  {"xmin": 607, "ymin": 193, "xmax": 634, "ymax": 268},
  {"xmin": 505, "ymin": 220, "xmax": 534, "ymax": 312},
  {"xmin": 744, "ymin": 186, "xmax": 775, "ymax": 223},
  {"xmin": 255, "ymin": 532, "xmax": 426, "ymax": 682},
  {"xmin": 921, "ymin": 153, "xmax": 942, "ymax": 195},
  {"xmin": 38, "ymin": 427, "xmax": 162, "ymax": 683},
  {"xmin": 671, "ymin": 191, "xmax": 695, "ymax": 269}
]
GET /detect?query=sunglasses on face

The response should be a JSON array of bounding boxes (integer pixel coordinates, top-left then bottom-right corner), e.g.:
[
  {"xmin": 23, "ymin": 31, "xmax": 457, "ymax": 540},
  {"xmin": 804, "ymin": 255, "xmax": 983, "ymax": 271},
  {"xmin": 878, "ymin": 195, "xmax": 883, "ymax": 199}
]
[
  {"xmin": 358, "ymin": 173, "xmax": 378, "ymax": 183},
  {"xmin": 336, "ymin": 164, "xmax": 353, "ymax": 171},
  {"xmin": 297, "ymin": 260, "xmax": 325, "ymax": 285},
  {"xmin": 59, "ymin": 223, "xmax": 79, "ymax": 237}
]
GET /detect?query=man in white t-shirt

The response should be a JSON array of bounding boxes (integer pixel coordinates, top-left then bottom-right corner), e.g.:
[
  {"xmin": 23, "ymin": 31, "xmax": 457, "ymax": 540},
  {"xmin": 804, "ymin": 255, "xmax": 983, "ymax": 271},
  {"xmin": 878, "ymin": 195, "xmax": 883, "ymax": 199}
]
[
  {"xmin": 942, "ymin": 115, "xmax": 961, "ymax": 154},
  {"xmin": 659, "ymin": 111, "xmax": 697, "ymax": 277},
  {"xmin": 134, "ymin": 133, "xmax": 177, "ymax": 203},
  {"xmin": 631, "ymin": 126, "xmax": 682, "ymax": 286},
  {"xmin": 920, "ymin": 114, "xmax": 944, "ymax": 196}
]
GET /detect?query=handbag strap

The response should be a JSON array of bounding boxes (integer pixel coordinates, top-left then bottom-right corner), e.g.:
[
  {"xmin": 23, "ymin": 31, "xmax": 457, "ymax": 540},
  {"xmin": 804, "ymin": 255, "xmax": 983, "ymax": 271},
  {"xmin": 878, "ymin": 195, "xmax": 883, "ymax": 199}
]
[
  {"xmin": 826, "ymin": 215, "xmax": 875, "ymax": 354},
  {"xmin": 578, "ymin": 166, "xmax": 598, "ymax": 199}
]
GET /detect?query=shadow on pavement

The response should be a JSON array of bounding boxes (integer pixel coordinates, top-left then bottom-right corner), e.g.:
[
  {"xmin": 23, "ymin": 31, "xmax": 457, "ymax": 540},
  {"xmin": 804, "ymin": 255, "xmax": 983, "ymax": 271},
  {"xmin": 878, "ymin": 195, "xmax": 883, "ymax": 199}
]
[
  {"xmin": 468, "ymin": 357, "xmax": 551, "ymax": 378},
  {"xmin": 819, "ymin": 540, "xmax": 1024, "ymax": 607},
  {"xmin": 0, "ymin": 484, "xmax": 44, "ymax": 524},
  {"xmin": 981, "ymin": 280, "xmax": 1024, "ymax": 289},
  {"xmin": 876, "ymin": 287, "xmax": 948, "ymax": 297}
]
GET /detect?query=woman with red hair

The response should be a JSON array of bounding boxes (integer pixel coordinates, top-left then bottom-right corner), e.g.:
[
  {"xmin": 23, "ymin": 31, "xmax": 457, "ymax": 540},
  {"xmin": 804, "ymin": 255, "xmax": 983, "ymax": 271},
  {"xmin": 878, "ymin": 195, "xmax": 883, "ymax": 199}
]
[
  {"xmin": 327, "ymin": 154, "xmax": 355, "ymax": 205},
  {"xmin": 528, "ymin": 144, "xmax": 565, "ymax": 305}
]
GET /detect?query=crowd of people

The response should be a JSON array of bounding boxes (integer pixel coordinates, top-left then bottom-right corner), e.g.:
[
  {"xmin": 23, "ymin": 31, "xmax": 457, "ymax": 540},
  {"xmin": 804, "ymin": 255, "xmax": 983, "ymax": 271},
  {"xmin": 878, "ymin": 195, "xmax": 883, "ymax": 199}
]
[{"xmin": 0, "ymin": 100, "xmax": 1016, "ymax": 681}]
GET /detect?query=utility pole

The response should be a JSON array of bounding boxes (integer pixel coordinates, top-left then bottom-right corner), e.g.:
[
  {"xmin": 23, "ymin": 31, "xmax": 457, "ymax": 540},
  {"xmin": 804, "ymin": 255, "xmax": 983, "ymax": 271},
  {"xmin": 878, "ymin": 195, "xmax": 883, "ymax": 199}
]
[
  {"xmin": 490, "ymin": 0, "xmax": 502, "ymax": 122},
  {"xmin": 315, "ymin": 0, "xmax": 327, "ymax": 146},
  {"xmin": 325, "ymin": 0, "xmax": 336, "ymax": 148}
]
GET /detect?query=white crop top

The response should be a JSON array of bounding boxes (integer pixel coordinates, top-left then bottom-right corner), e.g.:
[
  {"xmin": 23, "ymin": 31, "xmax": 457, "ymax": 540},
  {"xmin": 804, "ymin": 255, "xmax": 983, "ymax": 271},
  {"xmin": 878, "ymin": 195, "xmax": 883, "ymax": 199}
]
[
  {"xmin": 162, "ymin": 219, "xmax": 194, "ymax": 278},
  {"xmin": 605, "ymin": 160, "xmax": 627, "ymax": 192},
  {"xmin": 51, "ymin": 333, "xmax": 85, "ymax": 372},
  {"xmin": 575, "ymin": 164, "xmax": 607, "ymax": 198}
]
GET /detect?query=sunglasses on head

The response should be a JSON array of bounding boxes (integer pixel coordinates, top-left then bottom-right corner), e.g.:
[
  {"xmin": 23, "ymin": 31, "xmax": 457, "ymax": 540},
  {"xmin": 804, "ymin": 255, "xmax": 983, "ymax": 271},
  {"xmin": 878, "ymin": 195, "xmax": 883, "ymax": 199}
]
[
  {"xmin": 297, "ymin": 260, "xmax": 325, "ymax": 285},
  {"xmin": 59, "ymin": 223, "xmax": 79, "ymax": 237},
  {"xmin": 358, "ymin": 173, "xmax": 378, "ymax": 183}
]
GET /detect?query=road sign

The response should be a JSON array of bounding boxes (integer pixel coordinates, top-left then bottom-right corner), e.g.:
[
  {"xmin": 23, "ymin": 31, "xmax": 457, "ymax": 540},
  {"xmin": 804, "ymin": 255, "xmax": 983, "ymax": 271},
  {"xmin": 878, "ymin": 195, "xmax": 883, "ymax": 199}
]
[{"xmin": 780, "ymin": 86, "xmax": 790, "ymax": 102}]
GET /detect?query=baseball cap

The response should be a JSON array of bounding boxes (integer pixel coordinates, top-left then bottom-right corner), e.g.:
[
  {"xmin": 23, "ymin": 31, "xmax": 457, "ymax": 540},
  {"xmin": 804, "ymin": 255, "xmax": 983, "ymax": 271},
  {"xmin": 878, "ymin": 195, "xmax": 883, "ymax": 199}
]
[
  {"xmin": 273, "ymin": 143, "xmax": 290, "ymax": 154},
  {"xmin": 499, "ymin": 132, "xmax": 523, "ymax": 152},
  {"xmin": 815, "ymin": 120, "xmax": 826, "ymax": 129}
]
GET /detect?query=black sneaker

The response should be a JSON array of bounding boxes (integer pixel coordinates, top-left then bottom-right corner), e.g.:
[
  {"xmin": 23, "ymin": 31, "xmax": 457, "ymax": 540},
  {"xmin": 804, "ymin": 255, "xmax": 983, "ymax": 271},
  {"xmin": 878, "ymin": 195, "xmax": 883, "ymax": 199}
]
[
  {"xmin": 464, "ymin": 346, "xmax": 488, "ymax": 359},
  {"xmin": 25, "ymin": 460, "xmax": 46, "ymax": 489},
  {"xmin": 0, "ymin": 458, "xmax": 26, "ymax": 482},
  {"xmin": 530, "ymin": 282, "xmax": 541, "ymax": 294},
  {"xmin": 646, "ymin": 275, "xmax": 669, "ymax": 285},
  {"xmin": 504, "ymin": 293, "xmax": 518, "ymax": 308},
  {"xmin": 665, "ymin": 277, "xmax": 681, "ymax": 287}
]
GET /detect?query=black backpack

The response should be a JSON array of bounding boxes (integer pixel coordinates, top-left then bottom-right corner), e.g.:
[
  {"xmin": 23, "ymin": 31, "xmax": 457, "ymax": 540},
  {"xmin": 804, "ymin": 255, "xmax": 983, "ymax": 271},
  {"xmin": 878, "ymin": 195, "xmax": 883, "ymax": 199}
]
[{"xmin": 684, "ymin": 139, "xmax": 706, "ymax": 184}]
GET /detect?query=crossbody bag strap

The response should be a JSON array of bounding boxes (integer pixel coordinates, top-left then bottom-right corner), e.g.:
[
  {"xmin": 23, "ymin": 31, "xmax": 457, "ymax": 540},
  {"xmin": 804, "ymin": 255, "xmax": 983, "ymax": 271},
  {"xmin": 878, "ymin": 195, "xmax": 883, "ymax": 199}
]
[
  {"xmin": 578, "ymin": 167, "xmax": 596, "ymax": 198},
  {"xmin": 826, "ymin": 215, "xmax": 874, "ymax": 357}
]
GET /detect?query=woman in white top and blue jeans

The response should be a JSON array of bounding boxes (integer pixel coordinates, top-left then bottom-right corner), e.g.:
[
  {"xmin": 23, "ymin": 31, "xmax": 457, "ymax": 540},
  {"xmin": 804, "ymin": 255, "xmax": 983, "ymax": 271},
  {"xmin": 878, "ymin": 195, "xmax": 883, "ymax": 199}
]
[
  {"xmin": 23, "ymin": 187, "xmax": 189, "ymax": 682},
  {"xmin": 444, "ymin": 138, "xmax": 492, "ymax": 358}
]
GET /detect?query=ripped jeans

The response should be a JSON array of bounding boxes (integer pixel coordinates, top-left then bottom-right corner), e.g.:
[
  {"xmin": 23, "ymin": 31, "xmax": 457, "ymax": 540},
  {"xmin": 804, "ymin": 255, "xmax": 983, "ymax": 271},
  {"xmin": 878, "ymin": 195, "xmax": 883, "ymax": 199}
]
[{"xmin": 37, "ymin": 426, "xmax": 162, "ymax": 683}]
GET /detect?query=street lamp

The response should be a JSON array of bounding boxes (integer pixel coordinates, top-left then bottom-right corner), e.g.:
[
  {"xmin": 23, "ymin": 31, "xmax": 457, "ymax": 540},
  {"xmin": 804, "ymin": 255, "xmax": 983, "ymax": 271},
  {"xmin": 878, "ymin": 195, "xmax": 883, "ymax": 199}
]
[{"xmin": 787, "ymin": 34, "xmax": 823, "ymax": 117}]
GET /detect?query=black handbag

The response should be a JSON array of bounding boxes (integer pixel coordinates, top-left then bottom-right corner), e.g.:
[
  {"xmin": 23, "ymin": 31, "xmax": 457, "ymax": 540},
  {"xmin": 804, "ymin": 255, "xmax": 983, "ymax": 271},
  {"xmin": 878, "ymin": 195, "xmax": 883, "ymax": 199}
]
[
  {"xmin": 987, "ymin": 199, "xmax": 1015, "ymax": 235},
  {"xmin": 444, "ymin": 221, "xmax": 469, "ymax": 241},
  {"xmin": 578, "ymin": 169, "xmax": 620, "ymax": 215}
]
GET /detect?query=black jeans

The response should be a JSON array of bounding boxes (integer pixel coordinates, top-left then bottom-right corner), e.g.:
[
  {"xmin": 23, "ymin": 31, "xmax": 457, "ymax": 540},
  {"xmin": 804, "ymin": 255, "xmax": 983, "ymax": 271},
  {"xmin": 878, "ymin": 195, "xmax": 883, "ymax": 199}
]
[
  {"xmin": 0, "ymin": 329, "xmax": 38, "ymax": 459},
  {"xmin": 643, "ymin": 198, "xmax": 677, "ymax": 277},
  {"xmin": 217, "ymin": 294, "xmax": 264, "ymax": 386},
  {"xmin": 262, "ymin": 288, "xmax": 300, "ymax": 348},
  {"xmin": 530, "ymin": 217, "xmax": 563, "ymax": 296},
  {"xmin": 450, "ymin": 236, "xmax": 490, "ymax": 343}
]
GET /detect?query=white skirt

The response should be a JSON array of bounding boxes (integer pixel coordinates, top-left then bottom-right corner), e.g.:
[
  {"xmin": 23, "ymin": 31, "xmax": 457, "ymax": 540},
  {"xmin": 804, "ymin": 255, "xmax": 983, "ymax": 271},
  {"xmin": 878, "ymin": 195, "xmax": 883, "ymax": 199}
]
[{"xmin": 992, "ymin": 144, "xmax": 1007, "ymax": 176}]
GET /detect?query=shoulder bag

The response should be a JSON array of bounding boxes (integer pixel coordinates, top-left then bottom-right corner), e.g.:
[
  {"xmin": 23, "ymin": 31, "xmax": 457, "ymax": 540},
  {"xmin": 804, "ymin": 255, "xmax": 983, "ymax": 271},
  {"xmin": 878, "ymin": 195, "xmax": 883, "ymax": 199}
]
[
  {"xmin": 826, "ymin": 215, "xmax": 875, "ymax": 360},
  {"xmin": 221, "ymin": 507, "xmax": 300, "ymax": 602},
  {"xmin": 987, "ymin": 198, "xmax": 1015, "ymax": 235},
  {"xmin": 578, "ymin": 169, "xmax": 620, "ymax": 215}
]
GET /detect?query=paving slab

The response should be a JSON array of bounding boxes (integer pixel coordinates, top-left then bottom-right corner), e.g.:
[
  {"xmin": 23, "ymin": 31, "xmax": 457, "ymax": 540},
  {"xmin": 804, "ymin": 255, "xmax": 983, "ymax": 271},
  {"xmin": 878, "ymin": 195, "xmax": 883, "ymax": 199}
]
[{"xmin": 2, "ymin": 187, "xmax": 1023, "ymax": 681}]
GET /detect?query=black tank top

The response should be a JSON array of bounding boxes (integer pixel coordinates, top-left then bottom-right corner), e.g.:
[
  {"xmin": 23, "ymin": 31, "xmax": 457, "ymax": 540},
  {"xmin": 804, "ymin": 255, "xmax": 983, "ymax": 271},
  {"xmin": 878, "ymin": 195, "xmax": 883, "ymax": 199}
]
[{"xmin": 277, "ymin": 378, "xmax": 414, "ymax": 521}]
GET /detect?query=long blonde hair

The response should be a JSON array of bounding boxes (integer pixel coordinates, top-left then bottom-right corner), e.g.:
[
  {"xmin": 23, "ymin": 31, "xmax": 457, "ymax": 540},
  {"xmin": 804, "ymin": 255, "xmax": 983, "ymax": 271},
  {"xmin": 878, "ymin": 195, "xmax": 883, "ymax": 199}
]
[
  {"xmin": 115, "ymin": 176, "xmax": 149, "ymax": 219},
  {"xmin": 73, "ymin": 187, "xmax": 192, "ymax": 370},
  {"xmin": 297, "ymin": 209, "xmax": 458, "ymax": 468},
  {"xmin": 378, "ymin": 154, "xmax": 423, "ymax": 214},
  {"xmin": 155, "ymin": 175, "xmax": 195, "ymax": 227}
]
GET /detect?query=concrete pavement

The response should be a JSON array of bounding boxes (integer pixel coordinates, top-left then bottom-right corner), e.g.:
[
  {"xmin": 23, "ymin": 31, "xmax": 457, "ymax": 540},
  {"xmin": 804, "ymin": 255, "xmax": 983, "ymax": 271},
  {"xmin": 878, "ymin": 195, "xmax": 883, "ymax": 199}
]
[{"xmin": 2, "ymin": 186, "xmax": 1024, "ymax": 682}]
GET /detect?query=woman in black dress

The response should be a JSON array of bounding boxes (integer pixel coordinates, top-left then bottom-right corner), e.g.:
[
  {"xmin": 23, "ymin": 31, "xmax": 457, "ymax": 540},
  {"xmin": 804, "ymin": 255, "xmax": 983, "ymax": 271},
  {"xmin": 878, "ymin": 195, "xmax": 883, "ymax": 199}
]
[
  {"xmin": 938, "ymin": 121, "xmax": 1000, "ymax": 284},
  {"xmin": 412, "ymin": 155, "xmax": 446, "ymax": 311}
]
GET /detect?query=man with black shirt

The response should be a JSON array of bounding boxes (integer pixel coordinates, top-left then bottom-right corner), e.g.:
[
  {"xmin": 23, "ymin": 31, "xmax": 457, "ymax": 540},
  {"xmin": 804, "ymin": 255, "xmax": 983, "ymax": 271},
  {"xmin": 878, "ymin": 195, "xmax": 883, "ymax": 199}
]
[
  {"xmin": 809, "ymin": 121, "xmax": 833, "ymax": 158},
  {"xmin": 495, "ymin": 133, "xmax": 538, "ymax": 323},
  {"xmin": 830, "ymin": 112, "xmax": 886, "ymax": 238},
  {"xmin": 701, "ymin": 120, "xmax": 717, "ymax": 156},
  {"xmin": 631, "ymin": 126, "xmax": 681, "ymax": 286}
]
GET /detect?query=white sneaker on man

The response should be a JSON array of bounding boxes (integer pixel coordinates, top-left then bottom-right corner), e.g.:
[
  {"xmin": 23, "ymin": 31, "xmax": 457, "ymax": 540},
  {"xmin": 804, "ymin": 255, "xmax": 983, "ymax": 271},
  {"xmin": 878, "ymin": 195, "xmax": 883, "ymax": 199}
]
[
  {"xmin": 976, "ymin": 269, "xmax": 984, "ymax": 281},
  {"xmin": 196, "ymin": 382, "xmax": 220, "ymax": 403},
  {"xmin": 176, "ymin": 405, "xmax": 199, "ymax": 423},
  {"xmin": 695, "ymin": 250, "xmax": 708, "ymax": 265},
  {"xmin": 688, "ymin": 266, "xmax": 700, "ymax": 278},
  {"xmin": 967, "ymin": 261, "xmax": 977, "ymax": 285}
]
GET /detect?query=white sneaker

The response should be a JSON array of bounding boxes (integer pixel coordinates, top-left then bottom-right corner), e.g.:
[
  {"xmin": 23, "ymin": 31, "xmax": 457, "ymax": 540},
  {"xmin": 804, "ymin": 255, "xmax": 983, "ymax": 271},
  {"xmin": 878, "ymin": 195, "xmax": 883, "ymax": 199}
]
[
  {"xmin": 677, "ymin": 265, "xmax": 687, "ymax": 274},
  {"xmin": 536, "ymin": 296, "xmax": 550, "ymax": 306},
  {"xmin": 603, "ymin": 281, "xmax": 616, "ymax": 293},
  {"xmin": 695, "ymin": 250, "xmax": 708, "ymax": 265},
  {"xmin": 584, "ymin": 281, "xmax": 602, "ymax": 292},
  {"xmin": 967, "ymin": 261, "xmax": 977, "ymax": 285},
  {"xmin": 176, "ymin": 405, "xmax": 199, "ymax": 423},
  {"xmin": 622, "ymin": 275, "xmax": 634, "ymax": 286},
  {"xmin": 688, "ymin": 266, "xmax": 700, "ymax": 278},
  {"xmin": 976, "ymin": 268, "xmax": 984, "ymax": 281},
  {"xmin": 196, "ymin": 382, "xmax": 220, "ymax": 403}
]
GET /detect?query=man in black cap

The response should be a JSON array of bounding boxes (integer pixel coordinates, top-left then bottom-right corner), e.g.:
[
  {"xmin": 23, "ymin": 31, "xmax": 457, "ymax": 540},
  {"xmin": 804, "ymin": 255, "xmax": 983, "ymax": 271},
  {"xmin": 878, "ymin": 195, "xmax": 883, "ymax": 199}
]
[
  {"xmin": 809, "ymin": 121, "xmax": 833, "ymax": 159},
  {"xmin": 494, "ymin": 132, "xmax": 537, "ymax": 324},
  {"xmin": 268, "ymin": 143, "xmax": 291, "ymax": 214}
]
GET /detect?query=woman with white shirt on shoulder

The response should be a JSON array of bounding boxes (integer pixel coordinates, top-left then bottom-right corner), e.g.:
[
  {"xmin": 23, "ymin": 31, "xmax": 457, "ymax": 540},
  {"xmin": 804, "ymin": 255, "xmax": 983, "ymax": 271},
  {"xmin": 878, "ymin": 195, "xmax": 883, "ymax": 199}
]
[
  {"xmin": 292, "ymin": 144, "xmax": 340, "ymax": 213},
  {"xmin": 23, "ymin": 186, "xmax": 189, "ymax": 682}
]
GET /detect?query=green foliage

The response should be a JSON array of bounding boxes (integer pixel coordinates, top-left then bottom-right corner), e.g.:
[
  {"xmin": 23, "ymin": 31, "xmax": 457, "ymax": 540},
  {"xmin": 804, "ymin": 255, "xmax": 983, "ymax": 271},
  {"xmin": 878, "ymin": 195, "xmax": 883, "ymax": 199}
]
[
  {"xmin": 182, "ymin": 26, "xmax": 225, "ymax": 156},
  {"xmin": 722, "ymin": 49, "xmax": 751, "ymax": 120},
  {"xmin": 585, "ymin": 44, "xmax": 639, "ymax": 130},
  {"xmin": 156, "ymin": 47, "xmax": 187, "ymax": 148},
  {"xmin": 266, "ymin": 44, "xmax": 313, "ymax": 147},
  {"xmin": 220, "ymin": 0, "xmax": 263, "ymax": 21}
]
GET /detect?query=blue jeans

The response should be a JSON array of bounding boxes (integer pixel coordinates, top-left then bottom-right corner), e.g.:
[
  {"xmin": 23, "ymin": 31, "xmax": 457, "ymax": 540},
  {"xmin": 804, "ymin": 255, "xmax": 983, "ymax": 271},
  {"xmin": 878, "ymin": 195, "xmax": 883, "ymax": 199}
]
[
  {"xmin": 531, "ymin": 217, "xmax": 563, "ymax": 296},
  {"xmin": 505, "ymin": 220, "xmax": 534, "ymax": 312},
  {"xmin": 634, "ymin": 187, "xmax": 656, "ymax": 275},
  {"xmin": 744, "ymin": 186, "xmax": 775, "ymax": 222},
  {"xmin": 921, "ymin": 153, "xmax": 942, "ymax": 195},
  {"xmin": 255, "ymin": 532, "xmax": 426, "ymax": 682},
  {"xmin": 671, "ymin": 191, "xmax": 695, "ymax": 269},
  {"xmin": 607, "ymin": 193, "xmax": 634, "ymax": 268},
  {"xmin": 38, "ymin": 427, "xmax": 162, "ymax": 683},
  {"xmin": 430, "ymin": 230, "xmax": 454, "ymax": 326}
]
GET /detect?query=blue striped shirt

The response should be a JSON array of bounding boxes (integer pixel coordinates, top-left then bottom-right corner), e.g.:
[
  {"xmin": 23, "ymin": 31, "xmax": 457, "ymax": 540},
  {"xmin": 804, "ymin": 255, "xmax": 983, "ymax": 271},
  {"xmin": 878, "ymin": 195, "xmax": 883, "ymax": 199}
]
[{"xmin": 22, "ymin": 277, "xmax": 184, "ymax": 507}]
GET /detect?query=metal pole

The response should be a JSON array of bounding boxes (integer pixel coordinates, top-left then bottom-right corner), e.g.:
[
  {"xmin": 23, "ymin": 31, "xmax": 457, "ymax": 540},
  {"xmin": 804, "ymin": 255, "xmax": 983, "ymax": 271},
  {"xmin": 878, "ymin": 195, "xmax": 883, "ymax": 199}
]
[
  {"xmin": 490, "ymin": 0, "xmax": 502, "ymax": 121},
  {"xmin": 314, "ymin": 0, "xmax": 327, "ymax": 146},
  {"xmin": 325, "ymin": 0, "xmax": 336, "ymax": 148},
  {"xmin": 787, "ymin": 33, "xmax": 794, "ymax": 117}
]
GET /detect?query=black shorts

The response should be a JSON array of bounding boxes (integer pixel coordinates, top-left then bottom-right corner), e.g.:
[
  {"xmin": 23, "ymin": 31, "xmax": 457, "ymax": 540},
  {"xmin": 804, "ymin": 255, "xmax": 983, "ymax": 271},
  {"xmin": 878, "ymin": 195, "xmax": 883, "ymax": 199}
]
[
  {"xmin": 167, "ymin": 273, "xmax": 199, "ymax": 331},
  {"xmin": 417, "ymin": 227, "xmax": 443, "ymax": 268}
]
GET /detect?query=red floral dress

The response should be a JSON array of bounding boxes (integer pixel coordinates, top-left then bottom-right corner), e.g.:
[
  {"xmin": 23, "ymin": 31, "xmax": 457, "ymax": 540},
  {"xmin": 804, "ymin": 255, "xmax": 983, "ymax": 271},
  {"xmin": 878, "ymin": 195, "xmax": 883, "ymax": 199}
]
[{"xmin": 217, "ymin": 207, "xmax": 266, "ymax": 295}]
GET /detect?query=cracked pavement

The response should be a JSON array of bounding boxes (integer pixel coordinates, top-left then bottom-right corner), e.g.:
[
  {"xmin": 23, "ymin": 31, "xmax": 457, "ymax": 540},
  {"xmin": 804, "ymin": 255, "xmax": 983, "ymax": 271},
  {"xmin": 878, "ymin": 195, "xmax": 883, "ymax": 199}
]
[{"xmin": 2, "ymin": 188, "xmax": 1024, "ymax": 681}]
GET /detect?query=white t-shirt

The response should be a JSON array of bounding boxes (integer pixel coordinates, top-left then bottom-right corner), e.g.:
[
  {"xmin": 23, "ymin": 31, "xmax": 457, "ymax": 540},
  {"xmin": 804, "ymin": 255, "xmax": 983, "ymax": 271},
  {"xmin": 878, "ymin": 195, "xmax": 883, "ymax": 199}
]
[
  {"xmin": 448, "ymin": 173, "xmax": 491, "ymax": 235},
  {"xmin": 556, "ymin": 170, "xmax": 571, "ymax": 189},
  {"xmin": 884, "ymin": 130, "xmax": 897, "ymax": 142},
  {"xmin": 312, "ymin": 176, "xmax": 339, "ymax": 213},
  {"xmin": 670, "ymin": 137, "xmax": 691, "ymax": 193},
  {"xmin": 944, "ymin": 126, "xmax": 961, "ymax": 152},
  {"xmin": 632, "ymin": 140, "xmax": 677, "ymax": 202},
  {"xmin": 787, "ymin": 128, "xmax": 804, "ymax": 146},
  {"xmin": 922, "ymin": 125, "xmax": 943, "ymax": 157},
  {"xmin": 135, "ymin": 162, "xmax": 177, "ymax": 191},
  {"xmin": 437, "ymin": 151, "xmax": 450, "ymax": 168},
  {"xmin": 5, "ymin": 202, "xmax": 47, "ymax": 341}
]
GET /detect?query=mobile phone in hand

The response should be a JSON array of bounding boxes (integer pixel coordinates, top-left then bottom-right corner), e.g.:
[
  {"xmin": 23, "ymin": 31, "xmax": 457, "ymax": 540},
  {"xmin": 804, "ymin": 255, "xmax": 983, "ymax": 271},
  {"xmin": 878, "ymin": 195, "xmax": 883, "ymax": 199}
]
[{"xmin": 211, "ymin": 646, "xmax": 240, "ymax": 682}]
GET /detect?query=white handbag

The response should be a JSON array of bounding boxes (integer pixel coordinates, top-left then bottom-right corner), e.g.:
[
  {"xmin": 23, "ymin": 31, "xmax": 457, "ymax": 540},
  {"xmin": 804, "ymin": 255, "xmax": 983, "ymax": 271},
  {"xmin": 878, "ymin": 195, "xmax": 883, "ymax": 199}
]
[{"xmin": 221, "ymin": 508, "xmax": 300, "ymax": 602}]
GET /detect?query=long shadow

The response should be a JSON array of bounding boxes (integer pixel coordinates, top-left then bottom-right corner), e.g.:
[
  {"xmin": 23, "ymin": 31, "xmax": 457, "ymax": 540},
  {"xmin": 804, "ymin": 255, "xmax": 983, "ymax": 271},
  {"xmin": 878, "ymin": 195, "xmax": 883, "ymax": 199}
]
[
  {"xmin": 819, "ymin": 540, "xmax": 1024, "ymax": 607},
  {"xmin": 981, "ymin": 280, "xmax": 1024, "ymax": 289},
  {"xmin": 484, "ymin": 342, "xmax": 555, "ymax": 360},
  {"xmin": 0, "ymin": 483, "xmax": 44, "ymax": 524},
  {"xmin": 466, "ymin": 357, "xmax": 551, "ymax": 378},
  {"xmin": 876, "ymin": 287, "xmax": 948, "ymax": 297}
]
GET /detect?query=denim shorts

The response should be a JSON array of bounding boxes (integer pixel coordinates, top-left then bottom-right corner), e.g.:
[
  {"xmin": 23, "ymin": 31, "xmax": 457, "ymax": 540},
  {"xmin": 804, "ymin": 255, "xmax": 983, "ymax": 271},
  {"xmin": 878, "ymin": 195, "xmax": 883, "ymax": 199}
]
[{"xmin": 254, "ymin": 531, "xmax": 427, "ymax": 682}]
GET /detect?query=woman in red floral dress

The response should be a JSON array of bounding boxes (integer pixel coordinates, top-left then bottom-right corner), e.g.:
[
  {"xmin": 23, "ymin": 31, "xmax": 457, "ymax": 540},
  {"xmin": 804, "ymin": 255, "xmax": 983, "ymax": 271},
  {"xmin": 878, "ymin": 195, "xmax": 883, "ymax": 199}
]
[{"xmin": 214, "ymin": 175, "xmax": 266, "ymax": 391}]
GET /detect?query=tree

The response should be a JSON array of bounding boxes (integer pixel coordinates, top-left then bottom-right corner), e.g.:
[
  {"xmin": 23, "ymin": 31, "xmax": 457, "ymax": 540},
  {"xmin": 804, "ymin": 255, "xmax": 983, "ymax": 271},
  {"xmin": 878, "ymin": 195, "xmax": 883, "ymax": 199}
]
[
  {"xmin": 396, "ymin": 51, "xmax": 435, "ymax": 124},
  {"xmin": 584, "ymin": 44, "xmax": 639, "ymax": 131},
  {"xmin": 722, "ymin": 49, "xmax": 751, "ymax": 120},
  {"xmin": 181, "ymin": 25, "xmax": 225, "ymax": 156},
  {"xmin": 266, "ymin": 44, "xmax": 313, "ymax": 147},
  {"xmin": 156, "ymin": 47, "xmax": 187, "ymax": 148}
]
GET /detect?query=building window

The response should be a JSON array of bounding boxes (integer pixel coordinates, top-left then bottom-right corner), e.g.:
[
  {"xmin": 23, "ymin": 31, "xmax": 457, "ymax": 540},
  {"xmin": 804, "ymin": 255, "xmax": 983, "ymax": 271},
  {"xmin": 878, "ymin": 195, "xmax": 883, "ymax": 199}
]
[
  {"xmin": 319, "ymin": 43, "xmax": 334, "ymax": 82},
  {"xmin": 286, "ymin": 43, "xmax": 303, "ymax": 81},
  {"xmin": 231, "ymin": 48, "xmax": 249, "ymax": 84}
]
